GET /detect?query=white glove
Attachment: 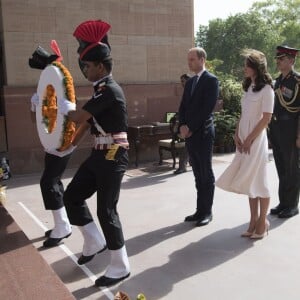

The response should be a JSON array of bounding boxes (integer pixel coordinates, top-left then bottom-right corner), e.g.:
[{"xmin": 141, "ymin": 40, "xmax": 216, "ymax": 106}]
[
  {"xmin": 30, "ymin": 93, "xmax": 39, "ymax": 112},
  {"xmin": 46, "ymin": 144, "xmax": 77, "ymax": 157},
  {"xmin": 58, "ymin": 98, "xmax": 76, "ymax": 116}
]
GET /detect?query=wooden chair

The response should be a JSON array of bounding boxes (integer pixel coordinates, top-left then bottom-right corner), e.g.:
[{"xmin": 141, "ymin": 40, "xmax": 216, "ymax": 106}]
[{"xmin": 158, "ymin": 113, "xmax": 186, "ymax": 168}]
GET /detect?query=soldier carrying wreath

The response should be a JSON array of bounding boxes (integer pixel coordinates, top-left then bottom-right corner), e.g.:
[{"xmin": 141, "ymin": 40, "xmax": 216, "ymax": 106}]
[{"xmin": 28, "ymin": 41, "xmax": 78, "ymax": 247}]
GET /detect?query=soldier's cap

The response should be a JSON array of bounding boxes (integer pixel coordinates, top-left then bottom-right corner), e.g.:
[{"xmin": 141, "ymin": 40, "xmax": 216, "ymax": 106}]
[
  {"xmin": 28, "ymin": 46, "xmax": 59, "ymax": 70},
  {"xmin": 73, "ymin": 20, "xmax": 111, "ymax": 44},
  {"xmin": 275, "ymin": 45, "xmax": 299, "ymax": 58},
  {"xmin": 80, "ymin": 42, "xmax": 111, "ymax": 62},
  {"xmin": 73, "ymin": 20, "xmax": 111, "ymax": 55}
]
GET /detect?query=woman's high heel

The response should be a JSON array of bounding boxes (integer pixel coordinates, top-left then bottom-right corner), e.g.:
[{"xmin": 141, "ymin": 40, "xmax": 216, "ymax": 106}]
[
  {"xmin": 241, "ymin": 222, "xmax": 256, "ymax": 237},
  {"xmin": 250, "ymin": 220, "xmax": 269, "ymax": 239},
  {"xmin": 241, "ymin": 231, "xmax": 254, "ymax": 237}
]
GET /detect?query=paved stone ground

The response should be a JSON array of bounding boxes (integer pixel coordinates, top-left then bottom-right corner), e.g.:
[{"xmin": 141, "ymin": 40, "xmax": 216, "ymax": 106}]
[
  {"xmin": 0, "ymin": 205, "xmax": 75, "ymax": 300},
  {"xmin": 3, "ymin": 151, "xmax": 300, "ymax": 300}
]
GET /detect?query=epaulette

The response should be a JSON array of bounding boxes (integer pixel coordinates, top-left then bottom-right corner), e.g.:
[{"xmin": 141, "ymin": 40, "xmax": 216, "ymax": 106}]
[
  {"xmin": 95, "ymin": 81, "xmax": 107, "ymax": 94},
  {"xmin": 293, "ymin": 72, "xmax": 300, "ymax": 84}
]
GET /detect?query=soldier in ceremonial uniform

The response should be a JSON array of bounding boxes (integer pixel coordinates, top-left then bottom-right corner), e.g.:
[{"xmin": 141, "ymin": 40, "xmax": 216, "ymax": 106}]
[
  {"xmin": 29, "ymin": 45, "xmax": 73, "ymax": 248},
  {"xmin": 59, "ymin": 21, "xmax": 130, "ymax": 287},
  {"xmin": 269, "ymin": 45, "xmax": 300, "ymax": 218}
]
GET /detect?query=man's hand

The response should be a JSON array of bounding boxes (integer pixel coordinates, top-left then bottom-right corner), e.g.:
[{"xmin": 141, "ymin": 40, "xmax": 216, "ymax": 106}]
[
  {"xmin": 179, "ymin": 125, "xmax": 192, "ymax": 138},
  {"xmin": 30, "ymin": 93, "xmax": 39, "ymax": 112},
  {"xmin": 296, "ymin": 137, "xmax": 300, "ymax": 149},
  {"xmin": 58, "ymin": 98, "xmax": 76, "ymax": 116},
  {"xmin": 46, "ymin": 144, "xmax": 77, "ymax": 157}
]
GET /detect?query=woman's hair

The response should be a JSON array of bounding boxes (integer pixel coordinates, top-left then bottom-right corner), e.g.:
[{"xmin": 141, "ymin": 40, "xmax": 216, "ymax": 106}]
[{"xmin": 241, "ymin": 49, "xmax": 273, "ymax": 92}]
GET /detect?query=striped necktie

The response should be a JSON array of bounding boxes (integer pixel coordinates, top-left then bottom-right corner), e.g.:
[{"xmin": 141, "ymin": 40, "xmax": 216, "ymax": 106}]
[{"xmin": 191, "ymin": 75, "xmax": 198, "ymax": 95}]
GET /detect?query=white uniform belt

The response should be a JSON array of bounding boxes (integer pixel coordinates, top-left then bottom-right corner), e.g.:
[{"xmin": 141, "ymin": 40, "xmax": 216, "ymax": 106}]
[
  {"xmin": 94, "ymin": 132, "xmax": 129, "ymax": 150},
  {"xmin": 95, "ymin": 136, "xmax": 114, "ymax": 145}
]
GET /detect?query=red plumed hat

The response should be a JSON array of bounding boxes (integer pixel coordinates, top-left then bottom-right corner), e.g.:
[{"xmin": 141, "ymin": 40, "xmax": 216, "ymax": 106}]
[{"xmin": 73, "ymin": 20, "xmax": 111, "ymax": 43}]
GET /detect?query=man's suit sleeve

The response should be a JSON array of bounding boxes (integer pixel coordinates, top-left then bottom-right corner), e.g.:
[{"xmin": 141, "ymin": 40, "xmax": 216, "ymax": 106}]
[{"xmin": 187, "ymin": 74, "xmax": 219, "ymax": 133}]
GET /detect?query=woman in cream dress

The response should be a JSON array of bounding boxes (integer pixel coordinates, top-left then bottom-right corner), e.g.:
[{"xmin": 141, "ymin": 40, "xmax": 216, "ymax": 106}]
[{"xmin": 216, "ymin": 49, "xmax": 274, "ymax": 239}]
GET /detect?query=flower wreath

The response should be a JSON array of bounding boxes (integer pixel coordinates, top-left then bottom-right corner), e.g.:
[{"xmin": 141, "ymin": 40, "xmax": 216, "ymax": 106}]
[
  {"xmin": 37, "ymin": 62, "xmax": 76, "ymax": 151},
  {"xmin": 41, "ymin": 61, "xmax": 76, "ymax": 151}
]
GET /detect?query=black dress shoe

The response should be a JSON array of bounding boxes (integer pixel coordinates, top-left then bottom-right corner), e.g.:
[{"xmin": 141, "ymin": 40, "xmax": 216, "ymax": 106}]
[
  {"xmin": 270, "ymin": 204, "xmax": 285, "ymax": 215},
  {"xmin": 184, "ymin": 211, "xmax": 202, "ymax": 222},
  {"xmin": 45, "ymin": 229, "xmax": 52, "ymax": 238},
  {"xmin": 278, "ymin": 207, "xmax": 299, "ymax": 219},
  {"xmin": 173, "ymin": 168, "xmax": 187, "ymax": 175},
  {"xmin": 43, "ymin": 232, "xmax": 72, "ymax": 248},
  {"xmin": 77, "ymin": 246, "xmax": 107, "ymax": 265},
  {"xmin": 95, "ymin": 273, "xmax": 130, "ymax": 287},
  {"xmin": 195, "ymin": 214, "xmax": 213, "ymax": 227}
]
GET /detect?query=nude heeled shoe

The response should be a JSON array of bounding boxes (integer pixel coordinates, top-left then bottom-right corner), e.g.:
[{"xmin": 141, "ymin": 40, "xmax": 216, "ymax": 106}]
[
  {"xmin": 241, "ymin": 223, "xmax": 256, "ymax": 237},
  {"xmin": 250, "ymin": 221, "xmax": 270, "ymax": 239},
  {"xmin": 241, "ymin": 231, "xmax": 254, "ymax": 237}
]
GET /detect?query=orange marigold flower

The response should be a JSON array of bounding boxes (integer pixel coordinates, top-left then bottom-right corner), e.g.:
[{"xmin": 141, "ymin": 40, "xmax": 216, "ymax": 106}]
[
  {"xmin": 51, "ymin": 61, "xmax": 76, "ymax": 151},
  {"xmin": 42, "ymin": 84, "xmax": 57, "ymax": 133}
]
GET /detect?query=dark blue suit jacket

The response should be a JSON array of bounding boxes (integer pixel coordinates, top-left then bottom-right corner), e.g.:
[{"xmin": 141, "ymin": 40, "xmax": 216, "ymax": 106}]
[{"xmin": 178, "ymin": 70, "xmax": 219, "ymax": 135}]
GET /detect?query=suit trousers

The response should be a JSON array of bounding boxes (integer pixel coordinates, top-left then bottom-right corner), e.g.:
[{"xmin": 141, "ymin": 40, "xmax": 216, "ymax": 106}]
[
  {"xmin": 269, "ymin": 119, "xmax": 300, "ymax": 209},
  {"xmin": 178, "ymin": 147, "xmax": 189, "ymax": 170},
  {"xmin": 186, "ymin": 126, "xmax": 215, "ymax": 215},
  {"xmin": 40, "ymin": 152, "xmax": 71, "ymax": 210},
  {"xmin": 63, "ymin": 149, "xmax": 128, "ymax": 250}
]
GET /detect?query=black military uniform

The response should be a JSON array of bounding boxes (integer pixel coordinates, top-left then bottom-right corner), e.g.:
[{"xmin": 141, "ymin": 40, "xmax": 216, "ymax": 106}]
[
  {"xmin": 269, "ymin": 45, "xmax": 300, "ymax": 218},
  {"xmin": 63, "ymin": 28, "xmax": 130, "ymax": 286},
  {"xmin": 63, "ymin": 75, "xmax": 129, "ymax": 249}
]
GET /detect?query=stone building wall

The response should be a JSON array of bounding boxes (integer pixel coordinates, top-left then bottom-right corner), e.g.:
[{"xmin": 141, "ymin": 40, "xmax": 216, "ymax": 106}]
[{"xmin": 0, "ymin": 0, "xmax": 194, "ymax": 174}]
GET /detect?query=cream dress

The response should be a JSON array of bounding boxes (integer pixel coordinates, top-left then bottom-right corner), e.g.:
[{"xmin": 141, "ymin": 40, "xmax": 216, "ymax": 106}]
[{"xmin": 216, "ymin": 84, "xmax": 274, "ymax": 198}]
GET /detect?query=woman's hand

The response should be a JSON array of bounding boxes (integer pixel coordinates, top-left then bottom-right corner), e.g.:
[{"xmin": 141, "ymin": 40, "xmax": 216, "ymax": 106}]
[
  {"xmin": 234, "ymin": 133, "xmax": 243, "ymax": 153},
  {"xmin": 242, "ymin": 136, "xmax": 253, "ymax": 154}
]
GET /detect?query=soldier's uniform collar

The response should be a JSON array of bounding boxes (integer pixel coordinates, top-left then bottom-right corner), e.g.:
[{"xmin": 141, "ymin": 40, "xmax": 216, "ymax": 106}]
[
  {"xmin": 277, "ymin": 70, "xmax": 294, "ymax": 81},
  {"xmin": 93, "ymin": 74, "xmax": 112, "ymax": 92}
]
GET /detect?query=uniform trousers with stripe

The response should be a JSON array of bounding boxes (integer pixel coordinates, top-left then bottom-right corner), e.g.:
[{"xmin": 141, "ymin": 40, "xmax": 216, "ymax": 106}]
[
  {"xmin": 40, "ymin": 152, "xmax": 72, "ymax": 210},
  {"xmin": 269, "ymin": 118, "xmax": 300, "ymax": 209},
  {"xmin": 63, "ymin": 149, "xmax": 128, "ymax": 250}
]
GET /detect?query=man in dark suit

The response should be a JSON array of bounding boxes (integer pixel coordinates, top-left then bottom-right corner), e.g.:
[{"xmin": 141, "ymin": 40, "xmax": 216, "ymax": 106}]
[{"xmin": 178, "ymin": 47, "xmax": 219, "ymax": 226}]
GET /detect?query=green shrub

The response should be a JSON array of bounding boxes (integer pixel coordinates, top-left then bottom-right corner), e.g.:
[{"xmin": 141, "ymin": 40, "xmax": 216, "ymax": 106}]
[
  {"xmin": 214, "ymin": 109, "xmax": 239, "ymax": 149},
  {"xmin": 219, "ymin": 78, "xmax": 243, "ymax": 115}
]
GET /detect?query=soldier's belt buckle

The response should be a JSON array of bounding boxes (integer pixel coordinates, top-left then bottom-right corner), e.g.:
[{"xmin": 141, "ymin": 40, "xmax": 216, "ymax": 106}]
[
  {"xmin": 105, "ymin": 144, "xmax": 126, "ymax": 161},
  {"xmin": 105, "ymin": 144, "xmax": 120, "ymax": 161}
]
